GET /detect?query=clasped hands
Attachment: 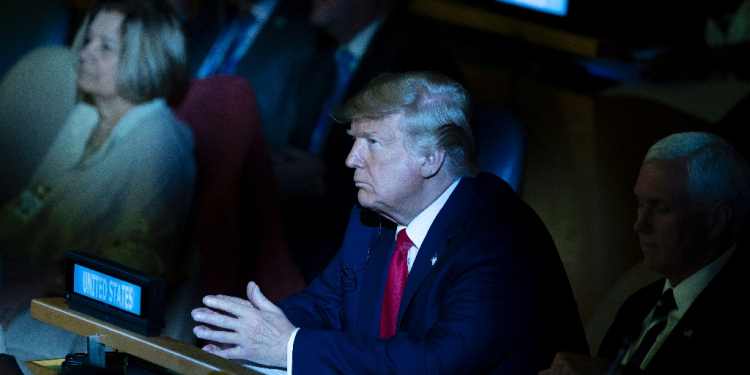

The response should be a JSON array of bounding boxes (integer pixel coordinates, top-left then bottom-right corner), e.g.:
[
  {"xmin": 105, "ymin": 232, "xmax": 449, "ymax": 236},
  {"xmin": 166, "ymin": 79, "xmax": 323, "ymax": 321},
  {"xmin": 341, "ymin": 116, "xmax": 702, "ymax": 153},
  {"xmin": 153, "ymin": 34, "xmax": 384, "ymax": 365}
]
[{"xmin": 191, "ymin": 281, "xmax": 296, "ymax": 368}]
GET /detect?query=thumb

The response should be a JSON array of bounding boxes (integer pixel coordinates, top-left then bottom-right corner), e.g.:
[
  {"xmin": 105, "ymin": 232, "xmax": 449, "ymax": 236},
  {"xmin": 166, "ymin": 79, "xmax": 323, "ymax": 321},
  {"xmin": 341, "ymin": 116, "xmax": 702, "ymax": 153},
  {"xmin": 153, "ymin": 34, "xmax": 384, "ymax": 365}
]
[{"xmin": 247, "ymin": 281, "xmax": 277, "ymax": 312}]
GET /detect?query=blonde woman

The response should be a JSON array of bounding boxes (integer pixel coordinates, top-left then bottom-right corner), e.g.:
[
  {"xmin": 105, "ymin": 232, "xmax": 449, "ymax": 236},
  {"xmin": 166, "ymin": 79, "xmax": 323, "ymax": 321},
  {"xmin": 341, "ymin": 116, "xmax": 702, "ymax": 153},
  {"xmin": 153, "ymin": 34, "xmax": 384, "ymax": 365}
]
[{"xmin": 0, "ymin": 0, "xmax": 195, "ymax": 340}]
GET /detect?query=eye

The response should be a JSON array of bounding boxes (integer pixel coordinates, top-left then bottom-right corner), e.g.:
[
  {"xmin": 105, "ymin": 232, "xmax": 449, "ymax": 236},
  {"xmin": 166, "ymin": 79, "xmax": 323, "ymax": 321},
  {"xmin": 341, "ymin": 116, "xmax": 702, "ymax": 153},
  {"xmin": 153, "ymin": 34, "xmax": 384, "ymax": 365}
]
[
  {"xmin": 367, "ymin": 138, "xmax": 382, "ymax": 150},
  {"xmin": 103, "ymin": 40, "xmax": 120, "ymax": 54}
]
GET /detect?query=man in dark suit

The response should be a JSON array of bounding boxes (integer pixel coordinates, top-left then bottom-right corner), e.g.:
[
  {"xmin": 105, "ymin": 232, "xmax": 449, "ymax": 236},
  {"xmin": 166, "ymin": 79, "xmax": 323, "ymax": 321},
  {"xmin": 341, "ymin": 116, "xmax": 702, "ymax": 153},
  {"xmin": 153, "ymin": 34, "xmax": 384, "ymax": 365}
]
[
  {"xmin": 541, "ymin": 132, "xmax": 750, "ymax": 375},
  {"xmin": 184, "ymin": 0, "xmax": 315, "ymax": 152},
  {"xmin": 273, "ymin": 0, "xmax": 465, "ymax": 283},
  {"xmin": 191, "ymin": 71, "xmax": 588, "ymax": 374}
]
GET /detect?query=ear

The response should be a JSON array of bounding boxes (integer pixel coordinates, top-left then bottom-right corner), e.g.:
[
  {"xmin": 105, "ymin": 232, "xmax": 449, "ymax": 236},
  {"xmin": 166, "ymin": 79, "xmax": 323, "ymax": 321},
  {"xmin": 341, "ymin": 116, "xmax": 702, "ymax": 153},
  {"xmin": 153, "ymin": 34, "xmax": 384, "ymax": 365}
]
[
  {"xmin": 707, "ymin": 200, "xmax": 733, "ymax": 240},
  {"xmin": 420, "ymin": 148, "xmax": 446, "ymax": 178}
]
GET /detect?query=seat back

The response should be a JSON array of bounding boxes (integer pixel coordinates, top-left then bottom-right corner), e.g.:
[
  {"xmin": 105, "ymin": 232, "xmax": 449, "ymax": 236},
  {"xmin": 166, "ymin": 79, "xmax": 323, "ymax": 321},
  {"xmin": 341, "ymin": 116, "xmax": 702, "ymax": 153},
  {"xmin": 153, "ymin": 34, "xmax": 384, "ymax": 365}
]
[
  {"xmin": 172, "ymin": 74, "xmax": 305, "ymax": 301},
  {"xmin": 0, "ymin": 46, "xmax": 77, "ymax": 203},
  {"xmin": 472, "ymin": 101, "xmax": 526, "ymax": 192},
  {"xmin": 0, "ymin": 0, "xmax": 71, "ymax": 81}
]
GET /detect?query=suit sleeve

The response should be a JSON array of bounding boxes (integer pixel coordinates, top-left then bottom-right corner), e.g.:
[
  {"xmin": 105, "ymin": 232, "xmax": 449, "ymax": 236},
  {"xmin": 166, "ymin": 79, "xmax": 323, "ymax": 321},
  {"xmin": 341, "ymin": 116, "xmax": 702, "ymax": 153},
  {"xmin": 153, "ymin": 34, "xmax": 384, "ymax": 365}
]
[
  {"xmin": 277, "ymin": 206, "xmax": 376, "ymax": 330},
  {"xmin": 283, "ymin": 223, "xmax": 565, "ymax": 374},
  {"xmin": 277, "ymin": 246, "xmax": 348, "ymax": 331}
]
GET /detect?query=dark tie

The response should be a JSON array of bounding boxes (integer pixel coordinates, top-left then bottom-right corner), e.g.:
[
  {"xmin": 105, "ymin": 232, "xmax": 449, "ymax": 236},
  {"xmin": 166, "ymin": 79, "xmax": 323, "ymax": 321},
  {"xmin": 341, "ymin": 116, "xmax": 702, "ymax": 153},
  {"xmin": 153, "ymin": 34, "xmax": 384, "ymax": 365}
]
[
  {"xmin": 379, "ymin": 229, "xmax": 413, "ymax": 338},
  {"xmin": 308, "ymin": 49, "xmax": 356, "ymax": 155},
  {"xmin": 628, "ymin": 288, "xmax": 677, "ymax": 368},
  {"xmin": 196, "ymin": 14, "xmax": 256, "ymax": 77}
]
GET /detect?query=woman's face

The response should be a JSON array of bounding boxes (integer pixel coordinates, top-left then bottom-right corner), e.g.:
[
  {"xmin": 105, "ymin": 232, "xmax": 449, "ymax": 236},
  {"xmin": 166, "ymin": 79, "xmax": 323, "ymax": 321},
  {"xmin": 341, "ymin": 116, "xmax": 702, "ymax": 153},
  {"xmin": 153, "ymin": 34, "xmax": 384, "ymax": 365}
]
[{"xmin": 77, "ymin": 10, "xmax": 125, "ymax": 99}]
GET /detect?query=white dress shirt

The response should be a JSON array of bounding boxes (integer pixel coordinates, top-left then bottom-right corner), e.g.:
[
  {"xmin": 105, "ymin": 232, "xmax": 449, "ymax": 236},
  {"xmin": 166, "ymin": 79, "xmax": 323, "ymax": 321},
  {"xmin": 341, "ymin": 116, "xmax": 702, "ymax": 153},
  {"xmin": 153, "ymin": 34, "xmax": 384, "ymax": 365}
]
[{"xmin": 622, "ymin": 244, "xmax": 736, "ymax": 369}]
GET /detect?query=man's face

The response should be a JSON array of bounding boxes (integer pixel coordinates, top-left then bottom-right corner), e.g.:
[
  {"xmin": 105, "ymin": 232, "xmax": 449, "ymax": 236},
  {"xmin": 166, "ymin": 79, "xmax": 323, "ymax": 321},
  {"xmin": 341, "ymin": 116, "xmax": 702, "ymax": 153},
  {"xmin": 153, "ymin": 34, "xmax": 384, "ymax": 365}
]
[
  {"xmin": 345, "ymin": 114, "xmax": 425, "ymax": 224},
  {"xmin": 633, "ymin": 158, "xmax": 710, "ymax": 284}
]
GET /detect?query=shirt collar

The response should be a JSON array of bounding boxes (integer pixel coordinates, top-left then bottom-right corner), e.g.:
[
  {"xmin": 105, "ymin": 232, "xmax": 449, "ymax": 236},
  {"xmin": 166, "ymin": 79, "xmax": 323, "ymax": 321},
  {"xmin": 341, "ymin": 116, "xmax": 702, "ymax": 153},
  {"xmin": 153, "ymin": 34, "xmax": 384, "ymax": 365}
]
[
  {"xmin": 340, "ymin": 16, "xmax": 386, "ymax": 65},
  {"xmin": 110, "ymin": 98, "xmax": 165, "ymax": 139},
  {"xmin": 397, "ymin": 178, "xmax": 461, "ymax": 249},
  {"xmin": 664, "ymin": 243, "xmax": 736, "ymax": 313},
  {"xmin": 249, "ymin": 0, "xmax": 279, "ymax": 25}
]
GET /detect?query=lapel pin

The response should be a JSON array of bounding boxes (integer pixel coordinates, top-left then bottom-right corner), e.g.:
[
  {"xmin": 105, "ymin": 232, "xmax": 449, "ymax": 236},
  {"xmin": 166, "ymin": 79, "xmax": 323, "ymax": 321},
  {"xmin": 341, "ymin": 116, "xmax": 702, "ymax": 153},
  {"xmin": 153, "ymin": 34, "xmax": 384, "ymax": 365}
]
[
  {"xmin": 431, "ymin": 254, "xmax": 437, "ymax": 266},
  {"xmin": 683, "ymin": 328, "xmax": 693, "ymax": 338}
]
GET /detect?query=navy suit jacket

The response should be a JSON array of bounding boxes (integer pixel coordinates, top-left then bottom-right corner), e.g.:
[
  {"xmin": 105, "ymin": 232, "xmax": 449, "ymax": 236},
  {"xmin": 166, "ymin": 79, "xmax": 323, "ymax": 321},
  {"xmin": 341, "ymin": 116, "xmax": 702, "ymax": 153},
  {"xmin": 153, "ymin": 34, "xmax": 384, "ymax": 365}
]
[
  {"xmin": 185, "ymin": 0, "xmax": 315, "ymax": 152},
  {"xmin": 278, "ymin": 173, "xmax": 588, "ymax": 374},
  {"xmin": 598, "ymin": 248, "xmax": 748, "ymax": 374}
]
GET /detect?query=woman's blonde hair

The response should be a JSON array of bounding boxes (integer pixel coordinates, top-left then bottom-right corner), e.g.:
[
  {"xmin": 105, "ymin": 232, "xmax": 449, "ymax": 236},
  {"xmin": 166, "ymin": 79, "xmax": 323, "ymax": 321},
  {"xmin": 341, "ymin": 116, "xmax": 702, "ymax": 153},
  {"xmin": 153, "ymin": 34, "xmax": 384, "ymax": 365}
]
[{"xmin": 72, "ymin": 0, "xmax": 188, "ymax": 104}]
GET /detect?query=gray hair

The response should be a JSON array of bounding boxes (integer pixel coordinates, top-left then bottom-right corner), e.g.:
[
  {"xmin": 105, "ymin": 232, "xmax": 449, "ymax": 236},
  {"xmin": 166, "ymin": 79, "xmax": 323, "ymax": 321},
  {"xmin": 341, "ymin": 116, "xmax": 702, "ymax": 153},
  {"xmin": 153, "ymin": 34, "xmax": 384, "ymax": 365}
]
[
  {"xmin": 72, "ymin": 0, "xmax": 189, "ymax": 104},
  {"xmin": 333, "ymin": 71, "xmax": 480, "ymax": 177},
  {"xmin": 645, "ymin": 132, "xmax": 750, "ymax": 237}
]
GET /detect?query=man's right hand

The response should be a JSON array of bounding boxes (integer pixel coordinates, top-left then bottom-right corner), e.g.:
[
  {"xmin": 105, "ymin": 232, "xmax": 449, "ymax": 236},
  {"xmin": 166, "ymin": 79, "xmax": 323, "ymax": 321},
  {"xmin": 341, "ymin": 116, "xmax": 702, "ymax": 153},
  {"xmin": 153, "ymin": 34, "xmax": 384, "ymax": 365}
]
[{"xmin": 192, "ymin": 281, "xmax": 296, "ymax": 368}]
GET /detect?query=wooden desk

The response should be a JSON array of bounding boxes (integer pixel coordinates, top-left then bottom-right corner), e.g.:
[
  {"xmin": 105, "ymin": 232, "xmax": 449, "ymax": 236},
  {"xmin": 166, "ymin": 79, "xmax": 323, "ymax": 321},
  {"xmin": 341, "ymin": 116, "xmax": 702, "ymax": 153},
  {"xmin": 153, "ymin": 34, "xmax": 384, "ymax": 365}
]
[{"xmin": 27, "ymin": 297, "xmax": 259, "ymax": 375}]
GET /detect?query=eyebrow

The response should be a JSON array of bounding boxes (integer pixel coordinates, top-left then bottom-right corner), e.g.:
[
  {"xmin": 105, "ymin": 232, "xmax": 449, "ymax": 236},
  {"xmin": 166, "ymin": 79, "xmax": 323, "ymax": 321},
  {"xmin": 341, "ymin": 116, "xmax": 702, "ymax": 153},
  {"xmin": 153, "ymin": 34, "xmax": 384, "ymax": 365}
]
[
  {"xmin": 102, "ymin": 34, "xmax": 121, "ymax": 45},
  {"xmin": 635, "ymin": 194, "xmax": 671, "ymax": 206},
  {"xmin": 347, "ymin": 129, "xmax": 375, "ymax": 138},
  {"xmin": 86, "ymin": 27, "xmax": 120, "ymax": 43}
]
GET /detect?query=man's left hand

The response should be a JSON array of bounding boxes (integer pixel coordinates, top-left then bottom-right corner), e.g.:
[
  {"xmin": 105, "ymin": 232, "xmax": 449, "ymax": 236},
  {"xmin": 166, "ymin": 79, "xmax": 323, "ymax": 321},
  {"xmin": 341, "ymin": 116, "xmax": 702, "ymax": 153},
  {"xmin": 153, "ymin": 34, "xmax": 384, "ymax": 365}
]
[{"xmin": 192, "ymin": 281, "xmax": 296, "ymax": 368}]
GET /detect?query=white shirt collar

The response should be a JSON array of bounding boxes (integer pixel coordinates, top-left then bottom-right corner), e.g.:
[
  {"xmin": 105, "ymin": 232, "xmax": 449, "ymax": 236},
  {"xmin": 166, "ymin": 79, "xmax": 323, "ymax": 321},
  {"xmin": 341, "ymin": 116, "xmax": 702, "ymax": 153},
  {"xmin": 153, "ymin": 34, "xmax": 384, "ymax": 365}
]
[
  {"xmin": 622, "ymin": 243, "xmax": 737, "ymax": 368},
  {"xmin": 249, "ymin": 0, "xmax": 279, "ymax": 25},
  {"xmin": 340, "ymin": 16, "xmax": 386, "ymax": 67},
  {"xmin": 664, "ymin": 243, "xmax": 736, "ymax": 314},
  {"xmin": 397, "ymin": 178, "xmax": 461, "ymax": 249}
]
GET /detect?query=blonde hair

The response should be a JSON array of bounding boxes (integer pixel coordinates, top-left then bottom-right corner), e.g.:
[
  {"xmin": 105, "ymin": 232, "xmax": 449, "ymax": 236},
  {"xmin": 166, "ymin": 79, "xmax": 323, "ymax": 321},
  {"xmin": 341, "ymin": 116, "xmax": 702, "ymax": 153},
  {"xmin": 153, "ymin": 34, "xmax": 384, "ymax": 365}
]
[
  {"xmin": 72, "ymin": 0, "xmax": 188, "ymax": 104},
  {"xmin": 333, "ymin": 71, "xmax": 479, "ymax": 177}
]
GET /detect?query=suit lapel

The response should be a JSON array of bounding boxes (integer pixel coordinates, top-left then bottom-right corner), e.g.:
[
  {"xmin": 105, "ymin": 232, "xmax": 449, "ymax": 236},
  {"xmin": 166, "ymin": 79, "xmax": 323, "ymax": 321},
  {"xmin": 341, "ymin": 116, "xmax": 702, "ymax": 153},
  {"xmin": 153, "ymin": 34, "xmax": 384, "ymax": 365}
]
[
  {"xmin": 236, "ymin": 0, "xmax": 288, "ymax": 77},
  {"xmin": 356, "ymin": 219, "xmax": 397, "ymax": 336},
  {"xmin": 396, "ymin": 178, "xmax": 477, "ymax": 326},
  {"xmin": 651, "ymin": 249, "xmax": 742, "ymax": 367}
]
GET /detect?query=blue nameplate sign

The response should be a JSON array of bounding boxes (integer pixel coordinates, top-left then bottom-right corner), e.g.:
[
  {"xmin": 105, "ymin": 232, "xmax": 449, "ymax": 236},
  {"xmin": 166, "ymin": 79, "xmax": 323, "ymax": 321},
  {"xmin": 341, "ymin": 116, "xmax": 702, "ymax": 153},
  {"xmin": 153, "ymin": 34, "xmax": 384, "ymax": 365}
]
[
  {"xmin": 65, "ymin": 251, "xmax": 165, "ymax": 336},
  {"xmin": 73, "ymin": 264, "xmax": 142, "ymax": 316}
]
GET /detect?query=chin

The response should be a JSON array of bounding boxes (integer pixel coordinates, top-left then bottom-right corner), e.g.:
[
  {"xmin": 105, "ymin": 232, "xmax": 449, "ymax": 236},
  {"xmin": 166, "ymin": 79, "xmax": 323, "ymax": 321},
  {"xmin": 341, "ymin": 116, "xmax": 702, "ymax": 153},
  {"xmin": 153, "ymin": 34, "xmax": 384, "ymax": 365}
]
[
  {"xmin": 357, "ymin": 191, "xmax": 374, "ymax": 208},
  {"xmin": 642, "ymin": 254, "xmax": 666, "ymax": 275},
  {"xmin": 76, "ymin": 79, "xmax": 96, "ymax": 94}
]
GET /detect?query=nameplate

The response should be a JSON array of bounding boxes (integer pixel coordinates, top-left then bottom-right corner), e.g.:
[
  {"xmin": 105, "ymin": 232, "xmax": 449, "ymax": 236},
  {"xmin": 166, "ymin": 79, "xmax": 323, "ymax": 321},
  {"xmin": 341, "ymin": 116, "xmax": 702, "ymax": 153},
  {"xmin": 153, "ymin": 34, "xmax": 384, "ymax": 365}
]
[{"xmin": 65, "ymin": 251, "xmax": 165, "ymax": 336}]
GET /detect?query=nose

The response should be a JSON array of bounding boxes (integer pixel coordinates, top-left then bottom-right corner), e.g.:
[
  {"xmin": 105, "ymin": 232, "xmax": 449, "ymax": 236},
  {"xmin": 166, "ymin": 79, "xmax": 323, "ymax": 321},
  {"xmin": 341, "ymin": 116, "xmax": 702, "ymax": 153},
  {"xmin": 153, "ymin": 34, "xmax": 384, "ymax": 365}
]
[
  {"xmin": 345, "ymin": 139, "xmax": 364, "ymax": 169},
  {"xmin": 80, "ymin": 41, "xmax": 95, "ymax": 61},
  {"xmin": 633, "ymin": 206, "xmax": 652, "ymax": 234}
]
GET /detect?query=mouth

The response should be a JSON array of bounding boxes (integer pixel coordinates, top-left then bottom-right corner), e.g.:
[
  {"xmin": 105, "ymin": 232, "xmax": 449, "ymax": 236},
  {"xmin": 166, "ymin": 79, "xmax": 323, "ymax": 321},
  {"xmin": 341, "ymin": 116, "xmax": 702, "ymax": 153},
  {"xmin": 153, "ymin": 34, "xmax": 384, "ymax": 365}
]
[
  {"xmin": 353, "ymin": 178, "xmax": 371, "ymax": 190},
  {"xmin": 77, "ymin": 65, "xmax": 93, "ymax": 76}
]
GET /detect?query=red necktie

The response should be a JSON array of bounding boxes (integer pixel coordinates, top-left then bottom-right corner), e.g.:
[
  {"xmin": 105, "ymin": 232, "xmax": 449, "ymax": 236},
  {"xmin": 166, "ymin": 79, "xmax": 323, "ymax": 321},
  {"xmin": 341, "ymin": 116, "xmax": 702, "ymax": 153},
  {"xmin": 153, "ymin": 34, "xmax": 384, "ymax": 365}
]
[{"xmin": 379, "ymin": 229, "xmax": 413, "ymax": 338}]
